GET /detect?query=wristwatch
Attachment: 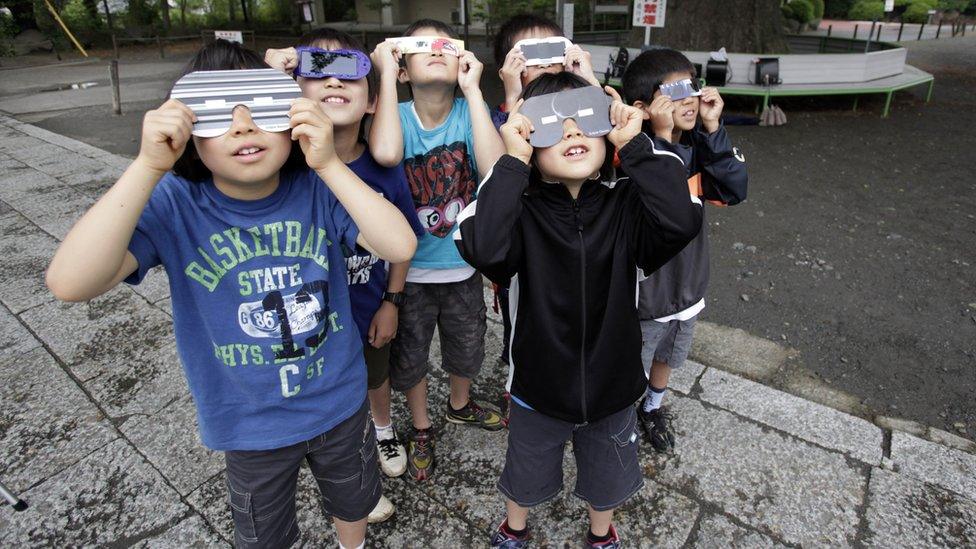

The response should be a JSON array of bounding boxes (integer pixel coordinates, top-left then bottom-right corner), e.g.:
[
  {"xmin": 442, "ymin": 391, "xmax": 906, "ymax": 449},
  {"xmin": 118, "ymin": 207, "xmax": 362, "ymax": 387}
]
[{"xmin": 382, "ymin": 291, "xmax": 405, "ymax": 307}]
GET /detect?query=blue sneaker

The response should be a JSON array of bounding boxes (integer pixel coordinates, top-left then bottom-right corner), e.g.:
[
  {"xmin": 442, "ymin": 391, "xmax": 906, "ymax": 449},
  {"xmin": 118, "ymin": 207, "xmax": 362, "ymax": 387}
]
[
  {"xmin": 490, "ymin": 519, "xmax": 531, "ymax": 548},
  {"xmin": 584, "ymin": 524, "xmax": 621, "ymax": 548}
]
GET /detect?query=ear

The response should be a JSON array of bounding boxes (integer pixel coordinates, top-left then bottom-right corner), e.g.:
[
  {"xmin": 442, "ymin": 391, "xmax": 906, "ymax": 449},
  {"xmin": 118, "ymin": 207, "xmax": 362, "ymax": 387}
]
[
  {"xmin": 365, "ymin": 97, "xmax": 377, "ymax": 115},
  {"xmin": 632, "ymin": 100, "xmax": 651, "ymax": 120},
  {"xmin": 397, "ymin": 67, "xmax": 410, "ymax": 84}
]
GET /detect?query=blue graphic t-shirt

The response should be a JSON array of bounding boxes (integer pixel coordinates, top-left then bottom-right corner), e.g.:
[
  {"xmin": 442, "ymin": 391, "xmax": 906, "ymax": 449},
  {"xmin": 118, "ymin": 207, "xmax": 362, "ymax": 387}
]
[
  {"xmin": 345, "ymin": 150, "xmax": 425, "ymax": 340},
  {"xmin": 126, "ymin": 169, "xmax": 363, "ymax": 451},
  {"xmin": 399, "ymin": 97, "xmax": 481, "ymax": 269}
]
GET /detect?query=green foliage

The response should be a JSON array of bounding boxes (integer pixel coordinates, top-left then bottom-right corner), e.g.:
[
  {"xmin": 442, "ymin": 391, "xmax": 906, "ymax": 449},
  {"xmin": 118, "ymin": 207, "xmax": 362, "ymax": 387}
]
[
  {"xmin": 471, "ymin": 0, "xmax": 555, "ymax": 26},
  {"xmin": 785, "ymin": 0, "xmax": 815, "ymax": 22},
  {"xmin": 124, "ymin": 0, "xmax": 158, "ymax": 28},
  {"xmin": 902, "ymin": 2, "xmax": 933, "ymax": 20},
  {"xmin": 808, "ymin": 0, "xmax": 826, "ymax": 19},
  {"xmin": 60, "ymin": 0, "xmax": 100, "ymax": 37},
  {"xmin": 0, "ymin": 9, "xmax": 16, "ymax": 56},
  {"xmin": 848, "ymin": 0, "xmax": 884, "ymax": 19},
  {"xmin": 825, "ymin": 0, "xmax": 857, "ymax": 18},
  {"xmin": 938, "ymin": 0, "xmax": 970, "ymax": 11}
]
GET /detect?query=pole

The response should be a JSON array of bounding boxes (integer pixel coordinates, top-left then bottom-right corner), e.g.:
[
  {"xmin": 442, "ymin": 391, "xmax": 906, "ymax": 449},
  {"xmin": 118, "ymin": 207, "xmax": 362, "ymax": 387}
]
[
  {"xmin": 101, "ymin": 0, "xmax": 114, "ymax": 33},
  {"xmin": 917, "ymin": 23, "xmax": 925, "ymax": 40},
  {"xmin": 897, "ymin": 21, "xmax": 904, "ymax": 41},
  {"xmin": 644, "ymin": 25, "xmax": 650, "ymax": 47},
  {"xmin": 43, "ymin": 0, "xmax": 88, "ymax": 57},
  {"xmin": 826, "ymin": 24, "xmax": 832, "ymax": 37},
  {"xmin": 852, "ymin": 24, "xmax": 859, "ymax": 40},
  {"xmin": 111, "ymin": 33, "xmax": 118, "ymax": 59},
  {"xmin": 157, "ymin": 35, "xmax": 165, "ymax": 58},
  {"xmin": 110, "ymin": 60, "xmax": 122, "ymax": 115},
  {"xmin": 936, "ymin": 21, "xmax": 942, "ymax": 39},
  {"xmin": 865, "ymin": 20, "xmax": 874, "ymax": 52}
]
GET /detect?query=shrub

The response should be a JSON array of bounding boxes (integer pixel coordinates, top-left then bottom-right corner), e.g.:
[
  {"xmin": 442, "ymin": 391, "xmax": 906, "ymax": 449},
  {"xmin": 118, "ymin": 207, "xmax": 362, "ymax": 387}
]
[
  {"xmin": 825, "ymin": 0, "xmax": 857, "ymax": 17},
  {"xmin": 808, "ymin": 0, "xmax": 826, "ymax": 19},
  {"xmin": 848, "ymin": 0, "xmax": 884, "ymax": 19},
  {"xmin": 903, "ymin": 2, "xmax": 934, "ymax": 20},
  {"xmin": 787, "ymin": 0, "xmax": 816, "ymax": 22}
]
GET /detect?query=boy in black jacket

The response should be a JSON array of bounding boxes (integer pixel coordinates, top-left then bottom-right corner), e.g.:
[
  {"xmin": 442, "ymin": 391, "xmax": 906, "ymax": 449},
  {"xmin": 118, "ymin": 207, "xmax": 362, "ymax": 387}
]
[
  {"xmin": 456, "ymin": 72, "xmax": 702, "ymax": 548},
  {"xmin": 622, "ymin": 49, "xmax": 748, "ymax": 453}
]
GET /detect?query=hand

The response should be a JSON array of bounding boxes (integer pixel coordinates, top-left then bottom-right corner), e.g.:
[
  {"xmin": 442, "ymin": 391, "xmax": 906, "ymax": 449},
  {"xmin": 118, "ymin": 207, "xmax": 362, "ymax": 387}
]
[
  {"xmin": 499, "ymin": 99, "xmax": 533, "ymax": 165},
  {"xmin": 370, "ymin": 41, "xmax": 402, "ymax": 78},
  {"xmin": 499, "ymin": 47, "xmax": 526, "ymax": 110},
  {"xmin": 368, "ymin": 301, "xmax": 398, "ymax": 348},
  {"xmin": 563, "ymin": 45, "xmax": 600, "ymax": 86},
  {"xmin": 699, "ymin": 86, "xmax": 724, "ymax": 133},
  {"xmin": 136, "ymin": 99, "xmax": 196, "ymax": 174},
  {"xmin": 605, "ymin": 86, "xmax": 645, "ymax": 149},
  {"xmin": 648, "ymin": 95, "xmax": 676, "ymax": 141},
  {"xmin": 265, "ymin": 47, "xmax": 298, "ymax": 75},
  {"xmin": 457, "ymin": 50, "xmax": 484, "ymax": 97},
  {"xmin": 289, "ymin": 98, "xmax": 337, "ymax": 171}
]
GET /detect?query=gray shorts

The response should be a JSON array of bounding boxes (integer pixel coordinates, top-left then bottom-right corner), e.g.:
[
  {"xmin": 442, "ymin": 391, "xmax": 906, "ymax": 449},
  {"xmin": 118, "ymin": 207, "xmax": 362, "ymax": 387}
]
[
  {"xmin": 223, "ymin": 400, "xmax": 381, "ymax": 548},
  {"xmin": 497, "ymin": 401, "xmax": 643, "ymax": 512},
  {"xmin": 640, "ymin": 315, "xmax": 697, "ymax": 375},
  {"xmin": 389, "ymin": 274, "xmax": 487, "ymax": 391}
]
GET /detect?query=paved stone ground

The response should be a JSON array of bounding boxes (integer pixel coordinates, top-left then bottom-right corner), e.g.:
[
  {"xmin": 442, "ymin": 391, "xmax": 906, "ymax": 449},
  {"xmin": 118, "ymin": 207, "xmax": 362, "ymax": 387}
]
[{"xmin": 1, "ymin": 114, "xmax": 975, "ymax": 547}]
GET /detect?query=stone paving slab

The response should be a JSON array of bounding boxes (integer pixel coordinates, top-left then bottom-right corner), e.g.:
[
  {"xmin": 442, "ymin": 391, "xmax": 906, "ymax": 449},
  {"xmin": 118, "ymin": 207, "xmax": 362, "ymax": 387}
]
[
  {"xmin": 3, "ymin": 184, "xmax": 95, "ymax": 240},
  {"xmin": 0, "ymin": 209, "xmax": 59, "ymax": 314},
  {"xmin": 890, "ymin": 431, "xmax": 976, "ymax": 502},
  {"xmin": 0, "ymin": 302, "xmax": 41, "ymax": 359},
  {"xmin": 0, "ymin": 438, "xmax": 188, "ymax": 547},
  {"xmin": 0, "ymin": 347, "xmax": 118, "ymax": 493},
  {"xmin": 648, "ymin": 396, "xmax": 866, "ymax": 546},
  {"xmin": 669, "ymin": 359, "xmax": 705, "ymax": 395},
  {"xmin": 119, "ymin": 393, "xmax": 223, "ymax": 496},
  {"xmin": 865, "ymin": 467, "xmax": 976, "ymax": 547},
  {"xmin": 132, "ymin": 514, "xmax": 229, "ymax": 548},
  {"xmin": 19, "ymin": 288, "xmax": 188, "ymax": 417},
  {"xmin": 699, "ymin": 368, "xmax": 884, "ymax": 465},
  {"xmin": 690, "ymin": 513, "xmax": 786, "ymax": 548}
]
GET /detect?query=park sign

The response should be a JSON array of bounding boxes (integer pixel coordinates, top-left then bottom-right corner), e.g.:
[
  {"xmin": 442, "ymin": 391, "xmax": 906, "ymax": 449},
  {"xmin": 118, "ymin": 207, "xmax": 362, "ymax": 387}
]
[
  {"xmin": 885, "ymin": 0, "xmax": 894, "ymax": 11},
  {"xmin": 633, "ymin": 0, "xmax": 666, "ymax": 28},
  {"xmin": 214, "ymin": 30, "xmax": 244, "ymax": 44}
]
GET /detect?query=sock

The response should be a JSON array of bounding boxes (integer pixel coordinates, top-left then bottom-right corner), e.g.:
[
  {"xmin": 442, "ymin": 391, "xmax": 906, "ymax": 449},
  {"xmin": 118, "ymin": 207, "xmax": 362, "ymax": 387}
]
[
  {"xmin": 643, "ymin": 386, "xmax": 666, "ymax": 412},
  {"xmin": 374, "ymin": 422, "xmax": 395, "ymax": 441},
  {"xmin": 449, "ymin": 400, "xmax": 470, "ymax": 413},
  {"xmin": 587, "ymin": 529, "xmax": 612, "ymax": 544},
  {"xmin": 503, "ymin": 520, "xmax": 528, "ymax": 538}
]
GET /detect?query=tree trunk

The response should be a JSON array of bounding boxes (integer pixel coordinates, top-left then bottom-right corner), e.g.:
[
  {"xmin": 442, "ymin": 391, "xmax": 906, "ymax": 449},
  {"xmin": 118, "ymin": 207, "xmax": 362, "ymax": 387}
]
[
  {"xmin": 228, "ymin": 0, "xmax": 236, "ymax": 23},
  {"xmin": 160, "ymin": 0, "xmax": 170, "ymax": 30},
  {"xmin": 650, "ymin": 0, "xmax": 789, "ymax": 53}
]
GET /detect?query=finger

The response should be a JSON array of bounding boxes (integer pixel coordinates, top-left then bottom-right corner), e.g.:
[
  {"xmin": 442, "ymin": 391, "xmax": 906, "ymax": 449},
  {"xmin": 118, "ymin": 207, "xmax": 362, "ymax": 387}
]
[
  {"xmin": 509, "ymin": 98, "xmax": 524, "ymax": 116},
  {"xmin": 604, "ymin": 85, "xmax": 622, "ymax": 103},
  {"xmin": 290, "ymin": 123, "xmax": 316, "ymax": 143},
  {"xmin": 368, "ymin": 323, "xmax": 377, "ymax": 345}
]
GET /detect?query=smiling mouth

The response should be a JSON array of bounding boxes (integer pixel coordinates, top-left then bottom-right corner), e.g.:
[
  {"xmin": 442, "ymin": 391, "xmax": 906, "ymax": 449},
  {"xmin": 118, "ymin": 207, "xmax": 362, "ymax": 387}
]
[
  {"xmin": 564, "ymin": 145, "xmax": 590, "ymax": 158},
  {"xmin": 321, "ymin": 96, "xmax": 349, "ymax": 104},
  {"xmin": 682, "ymin": 109, "xmax": 697, "ymax": 117},
  {"xmin": 234, "ymin": 145, "xmax": 265, "ymax": 157}
]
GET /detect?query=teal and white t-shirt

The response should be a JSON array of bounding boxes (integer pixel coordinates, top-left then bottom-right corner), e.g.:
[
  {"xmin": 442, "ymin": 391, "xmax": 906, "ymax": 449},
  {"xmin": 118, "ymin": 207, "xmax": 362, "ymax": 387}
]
[{"xmin": 398, "ymin": 98, "xmax": 482, "ymax": 278}]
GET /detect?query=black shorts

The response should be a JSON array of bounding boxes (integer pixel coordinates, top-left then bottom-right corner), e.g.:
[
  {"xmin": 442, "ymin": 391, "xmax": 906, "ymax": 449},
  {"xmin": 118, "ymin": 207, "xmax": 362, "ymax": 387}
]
[
  {"xmin": 363, "ymin": 341, "xmax": 391, "ymax": 390},
  {"xmin": 497, "ymin": 401, "xmax": 643, "ymax": 512},
  {"xmin": 223, "ymin": 400, "xmax": 381, "ymax": 548}
]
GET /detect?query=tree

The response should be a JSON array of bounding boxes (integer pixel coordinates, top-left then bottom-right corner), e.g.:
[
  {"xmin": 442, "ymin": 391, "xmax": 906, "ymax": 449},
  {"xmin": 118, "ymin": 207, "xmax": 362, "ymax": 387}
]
[{"xmin": 651, "ymin": 0, "xmax": 789, "ymax": 53}]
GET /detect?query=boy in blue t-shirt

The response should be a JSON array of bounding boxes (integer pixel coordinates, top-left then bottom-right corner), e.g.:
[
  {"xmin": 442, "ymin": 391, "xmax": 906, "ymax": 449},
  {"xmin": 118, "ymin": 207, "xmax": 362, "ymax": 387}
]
[
  {"xmin": 367, "ymin": 18, "xmax": 506, "ymax": 481},
  {"xmin": 266, "ymin": 27, "xmax": 427, "ymax": 522},
  {"xmin": 46, "ymin": 41, "xmax": 418, "ymax": 549}
]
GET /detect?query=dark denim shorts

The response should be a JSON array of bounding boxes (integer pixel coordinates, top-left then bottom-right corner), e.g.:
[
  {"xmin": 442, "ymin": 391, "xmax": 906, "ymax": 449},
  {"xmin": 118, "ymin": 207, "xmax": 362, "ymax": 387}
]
[
  {"xmin": 498, "ymin": 401, "xmax": 643, "ymax": 512},
  {"xmin": 223, "ymin": 400, "xmax": 381, "ymax": 548}
]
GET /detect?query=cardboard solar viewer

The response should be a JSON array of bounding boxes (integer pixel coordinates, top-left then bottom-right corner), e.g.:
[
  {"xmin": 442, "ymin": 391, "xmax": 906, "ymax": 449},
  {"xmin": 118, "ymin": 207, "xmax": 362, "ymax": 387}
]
[
  {"xmin": 170, "ymin": 69, "xmax": 303, "ymax": 138},
  {"xmin": 518, "ymin": 86, "xmax": 613, "ymax": 148}
]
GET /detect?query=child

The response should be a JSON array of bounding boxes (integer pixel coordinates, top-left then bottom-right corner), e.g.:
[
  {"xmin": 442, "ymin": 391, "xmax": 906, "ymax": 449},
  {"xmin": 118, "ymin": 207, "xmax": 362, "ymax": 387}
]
[
  {"xmin": 264, "ymin": 28, "xmax": 427, "ymax": 518},
  {"xmin": 456, "ymin": 72, "xmax": 703, "ymax": 548},
  {"xmin": 622, "ymin": 48, "xmax": 748, "ymax": 453},
  {"xmin": 45, "ymin": 40, "xmax": 417, "ymax": 549},
  {"xmin": 490, "ymin": 13, "xmax": 602, "ymax": 423},
  {"xmin": 367, "ymin": 19, "xmax": 507, "ymax": 481},
  {"xmin": 493, "ymin": 13, "xmax": 601, "ymax": 117}
]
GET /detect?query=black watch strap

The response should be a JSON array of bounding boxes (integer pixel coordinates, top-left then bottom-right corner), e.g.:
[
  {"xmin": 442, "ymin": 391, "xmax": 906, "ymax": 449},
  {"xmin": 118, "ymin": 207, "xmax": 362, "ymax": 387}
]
[{"xmin": 382, "ymin": 291, "xmax": 405, "ymax": 307}]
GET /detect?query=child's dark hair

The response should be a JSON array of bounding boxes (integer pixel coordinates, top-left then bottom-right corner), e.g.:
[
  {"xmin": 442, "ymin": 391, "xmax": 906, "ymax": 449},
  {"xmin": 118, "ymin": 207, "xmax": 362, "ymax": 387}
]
[
  {"xmin": 493, "ymin": 13, "xmax": 563, "ymax": 67},
  {"xmin": 520, "ymin": 72, "xmax": 615, "ymax": 182},
  {"xmin": 295, "ymin": 27, "xmax": 378, "ymax": 104},
  {"xmin": 170, "ymin": 39, "xmax": 304, "ymax": 182},
  {"xmin": 621, "ymin": 48, "xmax": 696, "ymax": 104},
  {"xmin": 404, "ymin": 18, "xmax": 460, "ymax": 39}
]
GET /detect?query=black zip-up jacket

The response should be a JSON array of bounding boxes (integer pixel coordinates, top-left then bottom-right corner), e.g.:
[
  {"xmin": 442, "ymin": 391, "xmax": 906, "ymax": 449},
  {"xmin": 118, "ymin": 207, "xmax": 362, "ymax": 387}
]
[
  {"xmin": 637, "ymin": 123, "xmax": 749, "ymax": 319},
  {"xmin": 455, "ymin": 133, "xmax": 703, "ymax": 423}
]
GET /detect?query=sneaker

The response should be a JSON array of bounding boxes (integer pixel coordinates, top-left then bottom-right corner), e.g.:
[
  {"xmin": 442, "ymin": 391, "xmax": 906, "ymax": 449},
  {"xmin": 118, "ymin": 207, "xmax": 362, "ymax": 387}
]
[
  {"xmin": 490, "ymin": 519, "xmax": 531, "ymax": 548},
  {"xmin": 367, "ymin": 494, "xmax": 395, "ymax": 524},
  {"xmin": 407, "ymin": 427, "xmax": 435, "ymax": 481},
  {"xmin": 446, "ymin": 400, "xmax": 505, "ymax": 431},
  {"xmin": 637, "ymin": 402, "xmax": 676, "ymax": 453},
  {"xmin": 377, "ymin": 427, "xmax": 407, "ymax": 477},
  {"xmin": 584, "ymin": 524, "xmax": 620, "ymax": 548}
]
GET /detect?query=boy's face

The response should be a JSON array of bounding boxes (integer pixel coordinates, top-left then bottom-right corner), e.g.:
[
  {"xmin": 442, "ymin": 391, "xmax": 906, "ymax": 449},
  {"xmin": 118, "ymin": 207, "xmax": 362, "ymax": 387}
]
[
  {"xmin": 652, "ymin": 70, "xmax": 699, "ymax": 132},
  {"xmin": 513, "ymin": 28, "xmax": 563, "ymax": 86},
  {"xmin": 297, "ymin": 39, "xmax": 374, "ymax": 128},
  {"xmin": 194, "ymin": 105, "xmax": 292, "ymax": 185},
  {"xmin": 533, "ymin": 118, "xmax": 607, "ymax": 183},
  {"xmin": 398, "ymin": 28, "xmax": 460, "ymax": 86}
]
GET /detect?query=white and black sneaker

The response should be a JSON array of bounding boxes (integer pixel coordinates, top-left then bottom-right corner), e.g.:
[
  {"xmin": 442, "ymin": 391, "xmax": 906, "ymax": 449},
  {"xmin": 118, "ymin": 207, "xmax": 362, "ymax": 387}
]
[{"xmin": 377, "ymin": 427, "xmax": 408, "ymax": 477}]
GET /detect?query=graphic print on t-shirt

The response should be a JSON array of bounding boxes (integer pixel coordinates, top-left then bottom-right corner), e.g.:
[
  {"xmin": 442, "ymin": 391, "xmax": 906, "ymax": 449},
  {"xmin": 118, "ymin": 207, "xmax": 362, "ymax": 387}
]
[{"xmin": 403, "ymin": 142, "xmax": 476, "ymax": 238}]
